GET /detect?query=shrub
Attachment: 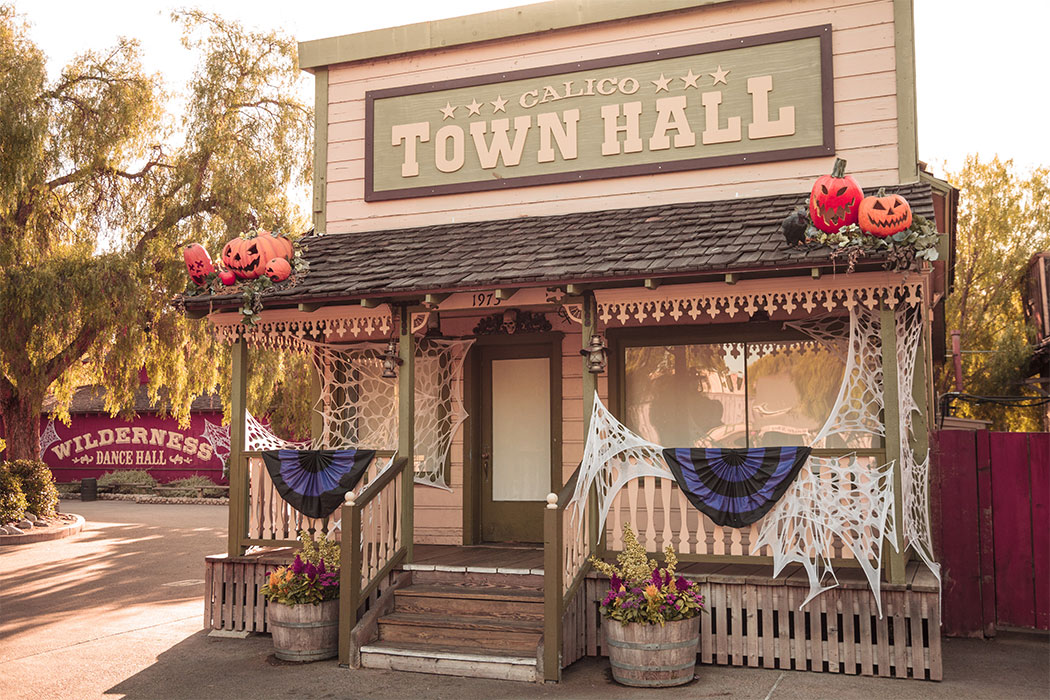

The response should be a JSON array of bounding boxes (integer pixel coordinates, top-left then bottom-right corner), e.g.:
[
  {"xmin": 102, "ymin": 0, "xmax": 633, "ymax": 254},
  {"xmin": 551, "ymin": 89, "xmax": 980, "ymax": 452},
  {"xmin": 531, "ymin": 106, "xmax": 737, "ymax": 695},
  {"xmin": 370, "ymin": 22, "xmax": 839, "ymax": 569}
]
[
  {"xmin": 164, "ymin": 475, "xmax": 225, "ymax": 498},
  {"xmin": 5, "ymin": 460, "xmax": 59, "ymax": 517},
  {"xmin": 261, "ymin": 531, "xmax": 341, "ymax": 606},
  {"xmin": 0, "ymin": 466, "xmax": 27, "ymax": 524},
  {"xmin": 98, "ymin": 469, "xmax": 157, "ymax": 493}
]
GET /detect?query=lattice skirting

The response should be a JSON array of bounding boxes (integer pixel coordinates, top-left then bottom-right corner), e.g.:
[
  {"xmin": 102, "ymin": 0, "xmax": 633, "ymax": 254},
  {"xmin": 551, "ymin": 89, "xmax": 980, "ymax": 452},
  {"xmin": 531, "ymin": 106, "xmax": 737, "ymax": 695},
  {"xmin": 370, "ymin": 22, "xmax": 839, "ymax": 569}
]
[{"xmin": 563, "ymin": 564, "xmax": 942, "ymax": 681}]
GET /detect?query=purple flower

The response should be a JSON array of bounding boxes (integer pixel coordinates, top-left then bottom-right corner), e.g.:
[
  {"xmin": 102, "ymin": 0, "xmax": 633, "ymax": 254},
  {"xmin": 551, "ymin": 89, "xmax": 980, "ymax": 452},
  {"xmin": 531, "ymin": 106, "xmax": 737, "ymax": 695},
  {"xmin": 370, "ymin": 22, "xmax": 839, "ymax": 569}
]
[
  {"xmin": 317, "ymin": 558, "xmax": 327, "ymax": 574},
  {"xmin": 630, "ymin": 587, "xmax": 643, "ymax": 595},
  {"xmin": 304, "ymin": 562, "xmax": 318, "ymax": 578},
  {"xmin": 675, "ymin": 576, "xmax": 690, "ymax": 592},
  {"xmin": 291, "ymin": 555, "xmax": 305, "ymax": 575},
  {"xmin": 610, "ymin": 573, "xmax": 622, "ymax": 590}
]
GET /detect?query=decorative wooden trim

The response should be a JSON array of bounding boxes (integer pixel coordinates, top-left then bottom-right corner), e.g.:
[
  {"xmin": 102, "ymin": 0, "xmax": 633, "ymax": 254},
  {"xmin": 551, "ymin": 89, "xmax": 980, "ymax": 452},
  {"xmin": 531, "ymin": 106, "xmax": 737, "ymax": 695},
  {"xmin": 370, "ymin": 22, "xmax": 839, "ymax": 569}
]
[
  {"xmin": 364, "ymin": 25, "xmax": 834, "ymax": 201},
  {"xmin": 894, "ymin": 0, "xmax": 919, "ymax": 184},
  {"xmin": 594, "ymin": 272, "xmax": 927, "ymax": 327},
  {"xmin": 313, "ymin": 68, "xmax": 329, "ymax": 232},
  {"xmin": 209, "ymin": 306, "xmax": 429, "ymax": 347}
]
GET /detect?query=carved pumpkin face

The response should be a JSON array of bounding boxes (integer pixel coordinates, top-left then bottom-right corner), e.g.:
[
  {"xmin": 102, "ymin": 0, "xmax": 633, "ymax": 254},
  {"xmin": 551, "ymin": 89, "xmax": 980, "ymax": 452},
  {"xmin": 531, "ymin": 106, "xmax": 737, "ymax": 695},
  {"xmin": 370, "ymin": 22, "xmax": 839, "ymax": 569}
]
[
  {"xmin": 858, "ymin": 193, "xmax": 912, "ymax": 238},
  {"xmin": 809, "ymin": 158, "xmax": 863, "ymax": 233},
  {"xmin": 183, "ymin": 244, "xmax": 215, "ymax": 286},
  {"xmin": 265, "ymin": 257, "xmax": 291, "ymax": 282},
  {"xmin": 222, "ymin": 237, "xmax": 264, "ymax": 279}
]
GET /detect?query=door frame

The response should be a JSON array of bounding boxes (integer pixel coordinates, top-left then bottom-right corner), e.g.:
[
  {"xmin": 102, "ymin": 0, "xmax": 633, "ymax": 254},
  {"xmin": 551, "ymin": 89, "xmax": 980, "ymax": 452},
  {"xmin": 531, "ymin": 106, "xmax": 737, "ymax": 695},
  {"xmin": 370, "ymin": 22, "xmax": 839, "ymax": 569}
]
[{"xmin": 462, "ymin": 331, "xmax": 563, "ymax": 545}]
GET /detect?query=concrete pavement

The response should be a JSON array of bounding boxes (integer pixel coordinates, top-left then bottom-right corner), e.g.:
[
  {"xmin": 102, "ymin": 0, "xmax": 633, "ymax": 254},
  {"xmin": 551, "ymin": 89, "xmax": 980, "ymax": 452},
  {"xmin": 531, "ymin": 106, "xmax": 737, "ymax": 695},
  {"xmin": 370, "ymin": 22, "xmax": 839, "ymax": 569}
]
[{"xmin": 0, "ymin": 500, "xmax": 1047, "ymax": 699}]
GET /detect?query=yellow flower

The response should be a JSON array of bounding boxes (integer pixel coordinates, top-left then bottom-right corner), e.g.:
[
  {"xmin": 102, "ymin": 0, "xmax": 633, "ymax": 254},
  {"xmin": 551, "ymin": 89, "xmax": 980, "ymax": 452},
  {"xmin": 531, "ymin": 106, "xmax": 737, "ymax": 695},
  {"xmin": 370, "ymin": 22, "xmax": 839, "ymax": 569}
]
[{"xmin": 644, "ymin": 583, "xmax": 660, "ymax": 600}]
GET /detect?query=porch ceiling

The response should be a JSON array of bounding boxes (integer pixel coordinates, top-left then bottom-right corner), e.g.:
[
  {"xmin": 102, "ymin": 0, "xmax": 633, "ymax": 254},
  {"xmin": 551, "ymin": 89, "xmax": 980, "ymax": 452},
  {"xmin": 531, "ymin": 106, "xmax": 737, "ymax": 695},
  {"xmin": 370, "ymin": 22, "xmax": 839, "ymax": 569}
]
[{"xmin": 186, "ymin": 182, "xmax": 934, "ymax": 311}]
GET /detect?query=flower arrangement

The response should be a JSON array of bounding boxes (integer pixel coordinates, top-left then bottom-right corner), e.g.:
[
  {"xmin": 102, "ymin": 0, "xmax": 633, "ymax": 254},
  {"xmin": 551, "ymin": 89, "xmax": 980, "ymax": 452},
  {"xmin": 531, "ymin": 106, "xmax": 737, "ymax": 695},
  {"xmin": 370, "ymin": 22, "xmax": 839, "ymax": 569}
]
[
  {"xmin": 261, "ymin": 530, "xmax": 340, "ymax": 606},
  {"xmin": 590, "ymin": 523, "xmax": 705, "ymax": 626}
]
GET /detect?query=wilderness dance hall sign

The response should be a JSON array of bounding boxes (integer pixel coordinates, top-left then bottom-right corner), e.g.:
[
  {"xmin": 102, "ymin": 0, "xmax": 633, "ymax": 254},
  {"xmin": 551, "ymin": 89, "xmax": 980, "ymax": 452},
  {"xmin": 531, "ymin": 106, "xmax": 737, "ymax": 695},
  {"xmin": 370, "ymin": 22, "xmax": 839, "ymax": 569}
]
[{"xmin": 366, "ymin": 26, "xmax": 833, "ymax": 200}]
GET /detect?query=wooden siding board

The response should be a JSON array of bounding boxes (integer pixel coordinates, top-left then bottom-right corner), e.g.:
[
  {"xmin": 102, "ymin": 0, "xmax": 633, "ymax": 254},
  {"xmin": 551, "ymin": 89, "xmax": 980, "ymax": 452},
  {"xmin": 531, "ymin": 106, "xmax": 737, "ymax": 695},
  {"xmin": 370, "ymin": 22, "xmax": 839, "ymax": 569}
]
[
  {"xmin": 1030, "ymin": 433, "xmax": 1050, "ymax": 631},
  {"xmin": 990, "ymin": 431, "xmax": 1037, "ymax": 629},
  {"xmin": 975, "ymin": 429, "xmax": 997, "ymax": 637},
  {"xmin": 937, "ymin": 430, "xmax": 982, "ymax": 637},
  {"xmin": 320, "ymin": 0, "xmax": 898, "ymax": 231}
]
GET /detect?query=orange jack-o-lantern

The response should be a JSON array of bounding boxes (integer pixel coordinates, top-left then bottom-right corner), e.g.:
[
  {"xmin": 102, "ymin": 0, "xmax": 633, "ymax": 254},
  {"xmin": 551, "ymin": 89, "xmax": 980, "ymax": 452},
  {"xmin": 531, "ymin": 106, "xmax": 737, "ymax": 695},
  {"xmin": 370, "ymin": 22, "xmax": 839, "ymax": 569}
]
[
  {"xmin": 251, "ymin": 231, "xmax": 293, "ymax": 269},
  {"xmin": 858, "ymin": 190, "xmax": 913, "ymax": 238},
  {"xmin": 183, "ymin": 244, "xmax": 215, "ymax": 286},
  {"xmin": 265, "ymin": 257, "xmax": 292, "ymax": 283},
  {"xmin": 809, "ymin": 158, "xmax": 864, "ymax": 233},
  {"xmin": 222, "ymin": 237, "xmax": 264, "ymax": 279}
]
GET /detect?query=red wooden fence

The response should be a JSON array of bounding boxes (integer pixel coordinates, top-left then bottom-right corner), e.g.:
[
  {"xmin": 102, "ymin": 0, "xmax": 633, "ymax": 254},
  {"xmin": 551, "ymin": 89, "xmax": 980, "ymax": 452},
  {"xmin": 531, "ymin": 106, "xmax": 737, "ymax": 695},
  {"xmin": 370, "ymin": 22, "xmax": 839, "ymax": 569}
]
[{"xmin": 933, "ymin": 430, "xmax": 1049, "ymax": 637}]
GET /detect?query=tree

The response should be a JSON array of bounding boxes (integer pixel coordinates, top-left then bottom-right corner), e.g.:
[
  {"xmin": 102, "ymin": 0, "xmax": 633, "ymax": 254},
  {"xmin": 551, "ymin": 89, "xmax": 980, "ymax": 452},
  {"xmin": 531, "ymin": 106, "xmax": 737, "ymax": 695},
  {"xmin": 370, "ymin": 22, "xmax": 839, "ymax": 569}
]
[
  {"xmin": 940, "ymin": 155, "xmax": 1050, "ymax": 430},
  {"xmin": 0, "ymin": 7, "xmax": 312, "ymax": 460}
]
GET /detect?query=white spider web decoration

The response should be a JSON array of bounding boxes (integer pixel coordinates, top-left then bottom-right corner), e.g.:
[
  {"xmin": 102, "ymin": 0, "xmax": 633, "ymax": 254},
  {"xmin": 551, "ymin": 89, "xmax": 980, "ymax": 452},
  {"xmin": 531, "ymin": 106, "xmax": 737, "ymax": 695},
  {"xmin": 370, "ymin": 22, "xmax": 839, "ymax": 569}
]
[
  {"xmin": 568, "ymin": 394, "xmax": 671, "ymax": 538},
  {"xmin": 243, "ymin": 338, "xmax": 472, "ymax": 490},
  {"xmin": 752, "ymin": 456, "xmax": 898, "ymax": 616},
  {"xmin": 201, "ymin": 418, "xmax": 232, "ymax": 462},
  {"xmin": 806, "ymin": 305, "xmax": 886, "ymax": 449},
  {"xmin": 39, "ymin": 418, "xmax": 61, "ymax": 455},
  {"xmin": 895, "ymin": 305, "xmax": 940, "ymax": 582}
]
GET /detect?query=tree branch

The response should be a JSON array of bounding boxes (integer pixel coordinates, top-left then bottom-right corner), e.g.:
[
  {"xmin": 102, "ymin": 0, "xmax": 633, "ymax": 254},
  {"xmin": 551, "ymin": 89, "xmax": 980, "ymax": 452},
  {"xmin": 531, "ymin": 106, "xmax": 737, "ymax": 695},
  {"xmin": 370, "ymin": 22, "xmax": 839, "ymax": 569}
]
[{"xmin": 41, "ymin": 323, "xmax": 100, "ymax": 387}]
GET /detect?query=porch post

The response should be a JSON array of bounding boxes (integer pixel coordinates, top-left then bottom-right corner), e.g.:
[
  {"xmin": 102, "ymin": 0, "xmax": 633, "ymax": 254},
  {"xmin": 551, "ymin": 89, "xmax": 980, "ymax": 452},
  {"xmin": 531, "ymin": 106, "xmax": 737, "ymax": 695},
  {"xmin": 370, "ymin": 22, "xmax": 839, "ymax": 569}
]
[
  {"xmin": 398, "ymin": 305, "xmax": 415, "ymax": 563},
  {"xmin": 227, "ymin": 339, "xmax": 249, "ymax": 557},
  {"xmin": 309, "ymin": 348, "xmax": 324, "ymax": 440},
  {"xmin": 880, "ymin": 305, "xmax": 908, "ymax": 584},
  {"xmin": 581, "ymin": 291, "xmax": 600, "ymax": 552}
]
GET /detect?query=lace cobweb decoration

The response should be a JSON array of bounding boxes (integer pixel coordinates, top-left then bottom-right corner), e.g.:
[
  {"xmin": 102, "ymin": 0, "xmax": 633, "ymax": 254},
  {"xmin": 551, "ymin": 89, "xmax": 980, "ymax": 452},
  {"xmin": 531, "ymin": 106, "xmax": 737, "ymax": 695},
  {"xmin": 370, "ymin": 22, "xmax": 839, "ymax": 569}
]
[
  {"xmin": 201, "ymin": 418, "xmax": 232, "ymax": 463},
  {"xmin": 752, "ymin": 456, "xmax": 897, "ymax": 616},
  {"xmin": 243, "ymin": 338, "xmax": 472, "ymax": 490},
  {"xmin": 895, "ymin": 305, "xmax": 940, "ymax": 582},
  {"xmin": 568, "ymin": 394, "xmax": 671, "ymax": 539},
  {"xmin": 39, "ymin": 418, "xmax": 62, "ymax": 455}
]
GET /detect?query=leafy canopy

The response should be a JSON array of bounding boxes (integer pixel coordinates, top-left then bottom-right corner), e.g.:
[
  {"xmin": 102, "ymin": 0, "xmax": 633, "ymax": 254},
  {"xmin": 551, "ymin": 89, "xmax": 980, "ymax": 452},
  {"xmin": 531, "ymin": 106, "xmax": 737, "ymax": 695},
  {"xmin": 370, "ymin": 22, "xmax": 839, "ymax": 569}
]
[
  {"xmin": 940, "ymin": 155, "xmax": 1050, "ymax": 430},
  {"xmin": 0, "ymin": 6, "xmax": 312, "ymax": 459}
]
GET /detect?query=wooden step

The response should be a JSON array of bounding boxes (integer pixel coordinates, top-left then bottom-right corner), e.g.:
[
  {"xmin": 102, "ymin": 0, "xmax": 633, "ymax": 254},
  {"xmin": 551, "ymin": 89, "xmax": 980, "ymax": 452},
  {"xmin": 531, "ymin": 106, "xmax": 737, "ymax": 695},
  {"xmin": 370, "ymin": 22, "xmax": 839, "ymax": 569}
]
[
  {"xmin": 377, "ymin": 611, "xmax": 542, "ymax": 652},
  {"xmin": 394, "ymin": 584, "xmax": 544, "ymax": 620},
  {"xmin": 360, "ymin": 640, "xmax": 538, "ymax": 682},
  {"xmin": 408, "ymin": 568, "xmax": 544, "ymax": 591}
]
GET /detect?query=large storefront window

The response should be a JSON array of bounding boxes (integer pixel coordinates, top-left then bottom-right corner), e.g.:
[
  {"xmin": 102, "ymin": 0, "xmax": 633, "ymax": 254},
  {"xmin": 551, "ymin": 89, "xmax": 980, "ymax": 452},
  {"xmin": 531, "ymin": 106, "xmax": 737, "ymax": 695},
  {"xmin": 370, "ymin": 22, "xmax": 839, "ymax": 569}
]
[{"xmin": 624, "ymin": 338, "xmax": 853, "ymax": 449}]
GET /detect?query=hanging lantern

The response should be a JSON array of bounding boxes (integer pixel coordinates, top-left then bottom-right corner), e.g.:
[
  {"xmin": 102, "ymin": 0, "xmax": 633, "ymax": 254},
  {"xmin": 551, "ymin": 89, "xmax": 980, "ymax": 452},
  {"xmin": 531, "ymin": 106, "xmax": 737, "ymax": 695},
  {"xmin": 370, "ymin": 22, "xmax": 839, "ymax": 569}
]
[
  {"xmin": 382, "ymin": 339, "xmax": 402, "ymax": 379},
  {"xmin": 580, "ymin": 334, "xmax": 608, "ymax": 374}
]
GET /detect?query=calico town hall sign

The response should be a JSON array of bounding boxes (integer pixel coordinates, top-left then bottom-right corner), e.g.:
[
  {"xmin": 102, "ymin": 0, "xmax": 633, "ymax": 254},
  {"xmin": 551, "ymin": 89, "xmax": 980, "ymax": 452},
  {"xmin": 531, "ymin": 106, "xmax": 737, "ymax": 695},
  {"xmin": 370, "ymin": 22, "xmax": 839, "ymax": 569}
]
[{"xmin": 366, "ymin": 26, "xmax": 833, "ymax": 200}]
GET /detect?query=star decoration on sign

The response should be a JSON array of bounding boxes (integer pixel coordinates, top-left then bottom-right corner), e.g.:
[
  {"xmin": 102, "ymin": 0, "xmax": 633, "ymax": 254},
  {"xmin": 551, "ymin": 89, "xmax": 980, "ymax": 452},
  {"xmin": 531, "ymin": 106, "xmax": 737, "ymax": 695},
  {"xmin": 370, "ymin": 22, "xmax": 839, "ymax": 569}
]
[
  {"xmin": 465, "ymin": 99, "xmax": 482, "ymax": 116},
  {"xmin": 651, "ymin": 74, "xmax": 672, "ymax": 92},
  {"xmin": 491, "ymin": 95, "xmax": 508, "ymax": 113},
  {"xmin": 681, "ymin": 69, "xmax": 701, "ymax": 89},
  {"xmin": 710, "ymin": 65, "xmax": 729, "ymax": 85},
  {"xmin": 440, "ymin": 102, "xmax": 457, "ymax": 120}
]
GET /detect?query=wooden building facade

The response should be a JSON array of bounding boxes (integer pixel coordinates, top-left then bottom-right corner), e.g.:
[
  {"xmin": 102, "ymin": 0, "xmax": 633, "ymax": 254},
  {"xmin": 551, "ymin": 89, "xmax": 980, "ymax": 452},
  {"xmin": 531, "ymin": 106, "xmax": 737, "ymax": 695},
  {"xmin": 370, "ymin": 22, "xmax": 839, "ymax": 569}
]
[{"xmin": 191, "ymin": 0, "xmax": 954, "ymax": 684}]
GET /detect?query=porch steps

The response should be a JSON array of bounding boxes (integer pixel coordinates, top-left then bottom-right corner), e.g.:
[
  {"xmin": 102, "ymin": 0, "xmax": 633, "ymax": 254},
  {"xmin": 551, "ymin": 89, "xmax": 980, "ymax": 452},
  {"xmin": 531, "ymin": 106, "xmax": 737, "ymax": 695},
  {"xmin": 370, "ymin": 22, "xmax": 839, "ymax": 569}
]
[{"xmin": 360, "ymin": 575, "xmax": 545, "ymax": 682}]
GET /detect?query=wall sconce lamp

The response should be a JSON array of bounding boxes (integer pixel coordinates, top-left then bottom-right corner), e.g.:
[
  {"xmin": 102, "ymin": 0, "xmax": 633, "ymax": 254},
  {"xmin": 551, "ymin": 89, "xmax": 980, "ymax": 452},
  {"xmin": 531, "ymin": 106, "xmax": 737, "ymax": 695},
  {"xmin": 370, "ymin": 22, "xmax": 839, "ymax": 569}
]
[
  {"xmin": 580, "ymin": 334, "xmax": 608, "ymax": 374},
  {"xmin": 381, "ymin": 339, "xmax": 403, "ymax": 378}
]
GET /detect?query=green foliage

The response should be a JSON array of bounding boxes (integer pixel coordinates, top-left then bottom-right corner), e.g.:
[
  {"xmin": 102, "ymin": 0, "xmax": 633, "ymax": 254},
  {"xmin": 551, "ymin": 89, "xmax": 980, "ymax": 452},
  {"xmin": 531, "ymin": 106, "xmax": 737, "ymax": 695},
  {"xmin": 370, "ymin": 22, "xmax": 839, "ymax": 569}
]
[
  {"xmin": 590, "ymin": 524, "xmax": 705, "ymax": 626},
  {"xmin": 0, "ymin": 5, "xmax": 312, "ymax": 460},
  {"xmin": 804, "ymin": 214, "xmax": 940, "ymax": 272},
  {"xmin": 0, "ymin": 465, "xmax": 27, "ymax": 523},
  {"xmin": 164, "ymin": 475, "xmax": 225, "ymax": 498},
  {"xmin": 4, "ymin": 459, "xmax": 58, "ymax": 516},
  {"xmin": 261, "ymin": 531, "xmax": 340, "ymax": 606},
  {"xmin": 940, "ymin": 156, "xmax": 1050, "ymax": 431},
  {"xmin": 97, "ymin": 469, "xmax": 157, "ymax": 493}
]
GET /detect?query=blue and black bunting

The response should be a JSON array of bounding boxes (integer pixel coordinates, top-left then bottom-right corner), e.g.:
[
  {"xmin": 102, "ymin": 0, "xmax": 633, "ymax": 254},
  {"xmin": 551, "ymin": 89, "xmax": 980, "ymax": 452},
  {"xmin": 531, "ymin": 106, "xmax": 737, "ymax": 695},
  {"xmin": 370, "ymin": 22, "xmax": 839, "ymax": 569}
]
[
  {"xmin": 262, "ymin": 449, "xmax": 376, "ymax": 519},
  {"xmin": 661, "ymin": 447, "xmax": 811, "ymax": 529}
]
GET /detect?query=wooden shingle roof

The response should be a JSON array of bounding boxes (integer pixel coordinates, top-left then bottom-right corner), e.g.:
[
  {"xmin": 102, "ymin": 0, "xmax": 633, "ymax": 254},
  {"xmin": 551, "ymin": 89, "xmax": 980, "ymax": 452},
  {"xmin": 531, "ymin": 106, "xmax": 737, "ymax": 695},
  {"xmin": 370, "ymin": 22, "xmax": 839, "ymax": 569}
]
[{"xmin": 187, "ymin": 183, "xmax": 934, "ymax": 309}]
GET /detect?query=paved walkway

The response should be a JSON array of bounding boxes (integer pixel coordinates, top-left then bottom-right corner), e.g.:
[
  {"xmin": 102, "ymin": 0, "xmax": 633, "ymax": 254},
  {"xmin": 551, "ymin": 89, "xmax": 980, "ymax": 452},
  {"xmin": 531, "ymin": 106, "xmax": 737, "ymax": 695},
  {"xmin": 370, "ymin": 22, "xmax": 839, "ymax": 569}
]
[{"xmin": 1, "ymin": 501, "xmax": 1047, "ymax": 699}]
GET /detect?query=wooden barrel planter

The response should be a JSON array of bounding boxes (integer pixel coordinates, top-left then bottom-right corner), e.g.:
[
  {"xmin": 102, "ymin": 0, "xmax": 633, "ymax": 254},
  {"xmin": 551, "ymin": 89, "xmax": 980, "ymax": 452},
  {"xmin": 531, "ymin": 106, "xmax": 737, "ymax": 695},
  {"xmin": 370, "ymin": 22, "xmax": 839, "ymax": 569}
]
[
  {"xmin": 267, "ymin": 599, "xmax": 339, "ymax": 662},
  {"xmin": 605, "ymin": 616, "xmax": 700, "ymax": 687}
]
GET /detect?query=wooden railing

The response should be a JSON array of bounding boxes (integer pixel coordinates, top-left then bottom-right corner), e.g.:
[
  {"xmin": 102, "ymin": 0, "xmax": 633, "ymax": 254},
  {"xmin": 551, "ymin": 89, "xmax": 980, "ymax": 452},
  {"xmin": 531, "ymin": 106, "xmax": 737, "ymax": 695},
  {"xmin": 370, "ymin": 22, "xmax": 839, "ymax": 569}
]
[
  {"xmin": 232, "ymin": 450, "xmax": 395, "ymax": 550},
  {"xmin": 338, "ymin": 455, "xmax": 410, "ymax": 665},
  {"xmin": 543, "ymin": 463, "xmax": 594, "ymax": 682}
]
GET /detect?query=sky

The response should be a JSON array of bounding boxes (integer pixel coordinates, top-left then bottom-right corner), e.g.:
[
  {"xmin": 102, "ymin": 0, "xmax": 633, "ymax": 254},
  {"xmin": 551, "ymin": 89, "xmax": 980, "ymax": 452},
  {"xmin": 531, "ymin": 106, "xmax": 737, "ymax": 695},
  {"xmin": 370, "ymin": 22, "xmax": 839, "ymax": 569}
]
[{"xmin": 11, "ymin": 0, "xmax": 1050, "ymax": 179}]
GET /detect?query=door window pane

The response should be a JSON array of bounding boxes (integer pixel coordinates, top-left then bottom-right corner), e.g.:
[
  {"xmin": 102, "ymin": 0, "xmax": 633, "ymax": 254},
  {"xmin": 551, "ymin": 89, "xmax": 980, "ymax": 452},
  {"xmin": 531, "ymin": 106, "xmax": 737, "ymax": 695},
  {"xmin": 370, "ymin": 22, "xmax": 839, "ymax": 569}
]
[{"xmin": 491, "ymin": 357, "xmax": 550, "ymax": 501}]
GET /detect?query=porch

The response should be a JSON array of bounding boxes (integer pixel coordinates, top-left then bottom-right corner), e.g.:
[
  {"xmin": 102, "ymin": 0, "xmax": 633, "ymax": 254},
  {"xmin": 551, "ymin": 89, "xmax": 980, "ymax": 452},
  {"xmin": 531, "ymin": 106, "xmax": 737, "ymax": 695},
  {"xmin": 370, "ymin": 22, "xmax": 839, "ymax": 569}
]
[
  {"xmin": 205, "ymin": 544, "xmax": 941, "ymax": 680},
  {"xmin": 189, "ymin": 184, "xmax": 949, "ymax": 684}
]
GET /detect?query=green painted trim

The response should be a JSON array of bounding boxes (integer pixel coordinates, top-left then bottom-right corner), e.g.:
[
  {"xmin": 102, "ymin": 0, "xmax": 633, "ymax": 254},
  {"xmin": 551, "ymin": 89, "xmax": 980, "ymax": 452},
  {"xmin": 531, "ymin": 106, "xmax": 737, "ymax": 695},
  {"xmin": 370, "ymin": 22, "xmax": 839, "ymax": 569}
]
[
  {"xmin": 581, "ymin": 292, "xmax": 601, "ymax": 553},
  {"xmin": 893, "ymin": 0, "xmax": 919, "ymax": 183},
  {"xmin": 880, "ymin": 306, "xmax": 908, "ymax": 585},
  {"xmin": 228, "ymin": 341, "xmax": 249, "ymax": 557},
  {"xmin": 542, "ymin": 503, "xmax": 563, "ymax": 682},
  {"xmin": 312, "ymin": 68, "xmax": 328, "ymax": 233},
  {"xmin": 298, "ymin": 0, "xmax": 736, "ymax": 70},
  {"xmin": 398, "ymin": 306, "xmax": 415, "ymax": 562}
]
